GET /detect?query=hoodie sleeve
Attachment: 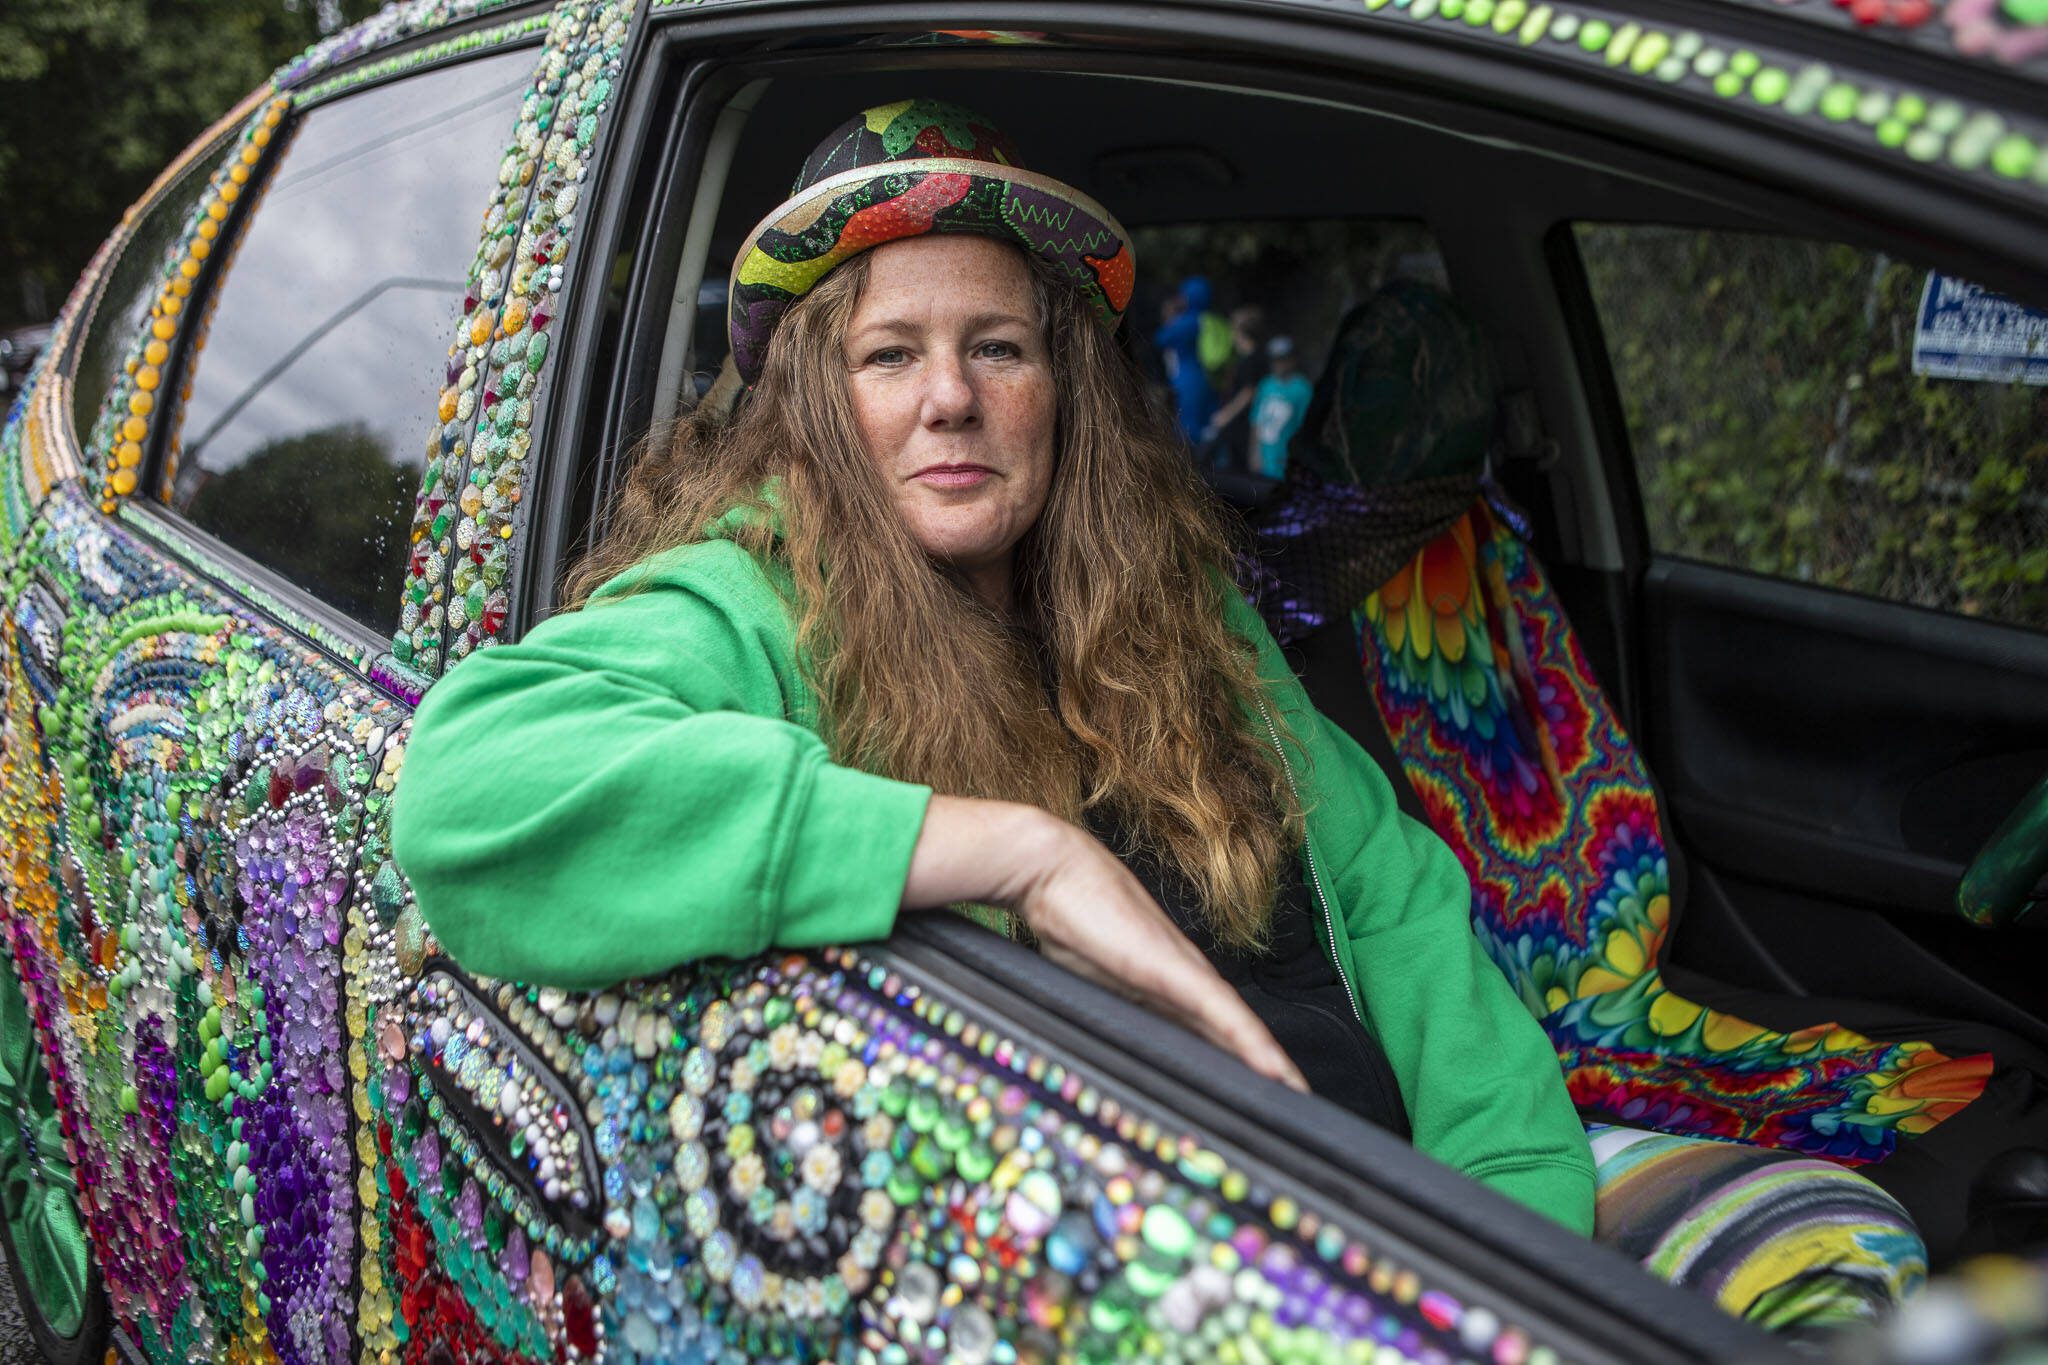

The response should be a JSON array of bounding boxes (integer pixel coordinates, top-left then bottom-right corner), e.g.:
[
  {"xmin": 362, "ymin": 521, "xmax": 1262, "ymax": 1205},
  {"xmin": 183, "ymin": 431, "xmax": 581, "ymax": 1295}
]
[
  {"xmin": 391, "ymin": 543, "xmax": 931, "ymax": 990},
  {"xmin": 1224, "ymin": 592, "xmax": 1596, "ymax": 1235}
]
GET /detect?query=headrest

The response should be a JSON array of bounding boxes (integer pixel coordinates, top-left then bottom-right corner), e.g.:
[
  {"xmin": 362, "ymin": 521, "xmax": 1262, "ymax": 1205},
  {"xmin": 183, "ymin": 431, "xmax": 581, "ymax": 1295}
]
[{"xmin": 1292, "ymin": 280, "xmax": 1497, "ymax": 489}]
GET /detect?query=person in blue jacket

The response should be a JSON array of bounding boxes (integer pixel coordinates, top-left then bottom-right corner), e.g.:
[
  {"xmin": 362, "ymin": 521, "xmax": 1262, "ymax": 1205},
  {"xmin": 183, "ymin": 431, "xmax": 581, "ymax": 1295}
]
[{"xmin": 1153, "ymin": 276, "xmax": 1217, "ymax": 447}]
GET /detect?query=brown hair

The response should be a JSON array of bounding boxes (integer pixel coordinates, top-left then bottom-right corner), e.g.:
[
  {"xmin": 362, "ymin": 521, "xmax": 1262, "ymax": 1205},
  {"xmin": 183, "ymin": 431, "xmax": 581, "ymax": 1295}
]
[{"xmin": 566, "ymin": 247, "xmax": 1298, "ymax": 947}]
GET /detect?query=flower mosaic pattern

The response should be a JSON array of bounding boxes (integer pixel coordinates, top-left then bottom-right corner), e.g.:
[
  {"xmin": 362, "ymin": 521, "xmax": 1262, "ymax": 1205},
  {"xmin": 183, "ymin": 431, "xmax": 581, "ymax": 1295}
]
[{"xmin": 1360, "ymin": 505, "xmax": 1994, "ymax": 1164}]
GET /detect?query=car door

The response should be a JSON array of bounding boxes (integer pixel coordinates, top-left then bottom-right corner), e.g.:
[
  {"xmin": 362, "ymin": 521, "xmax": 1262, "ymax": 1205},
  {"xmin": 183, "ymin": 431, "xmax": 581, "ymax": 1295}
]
[
  {"xmin": 0, "ymin": 29, "xmax": 549, "ymax": 1360},
  {"xmin": 1565, "ymin": 222, "xmax": 2048, "ymax": 1050}
]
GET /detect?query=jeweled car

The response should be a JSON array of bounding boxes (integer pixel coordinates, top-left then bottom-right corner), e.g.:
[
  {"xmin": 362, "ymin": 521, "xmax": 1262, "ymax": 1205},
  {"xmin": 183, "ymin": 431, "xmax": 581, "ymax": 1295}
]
[{"xmin": 1, "ymin": 0, "xmax": 2044, "ymax": 1362}]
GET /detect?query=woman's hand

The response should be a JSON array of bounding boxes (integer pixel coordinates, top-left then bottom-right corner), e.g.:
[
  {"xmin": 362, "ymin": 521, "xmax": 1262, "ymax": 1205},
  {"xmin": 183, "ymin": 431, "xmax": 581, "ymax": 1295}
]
[{"xmin": 904, "ymin": 795, "xmax": 1309, "ymax": 1093}]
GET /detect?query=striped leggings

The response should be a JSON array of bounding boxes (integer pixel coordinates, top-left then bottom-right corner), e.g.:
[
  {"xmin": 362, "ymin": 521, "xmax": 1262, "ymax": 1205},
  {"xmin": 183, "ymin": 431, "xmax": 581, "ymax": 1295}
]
[{"xmin": 1589, "ymin": 1123, "xmax": 1927, "ymax": 1332}]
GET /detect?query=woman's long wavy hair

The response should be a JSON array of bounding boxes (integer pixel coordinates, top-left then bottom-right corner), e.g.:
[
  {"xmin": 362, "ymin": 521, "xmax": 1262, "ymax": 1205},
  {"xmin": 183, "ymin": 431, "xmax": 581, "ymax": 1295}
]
[{"xmin": 566, "ymin": 245, "xmax": 1299, "ymax": 948}]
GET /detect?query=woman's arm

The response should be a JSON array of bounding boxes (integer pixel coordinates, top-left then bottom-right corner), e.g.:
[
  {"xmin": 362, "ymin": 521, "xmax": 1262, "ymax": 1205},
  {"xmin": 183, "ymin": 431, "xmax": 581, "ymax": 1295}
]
[
  {"xmin": 395, "ymin": 542, "xmax": 1306, "ymax": 1087},
  {"xmin": 908, "ymin": 797, "xmax": 1308, "ymax": 1091},
  {"xmin": 393, "ymin": 544, "xmax": 931, "ymax": 988}
]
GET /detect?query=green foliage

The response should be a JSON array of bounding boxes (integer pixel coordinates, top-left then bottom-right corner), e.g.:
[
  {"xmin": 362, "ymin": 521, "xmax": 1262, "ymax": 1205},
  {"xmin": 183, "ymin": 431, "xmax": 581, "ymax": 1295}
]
[
  {"xmin": 1579, "ymin": 226, "xmax": 2048, "ymax": 633},
  {"xmin": 0, "ymin": 0, "xmax": 382, "ymax": 328}
]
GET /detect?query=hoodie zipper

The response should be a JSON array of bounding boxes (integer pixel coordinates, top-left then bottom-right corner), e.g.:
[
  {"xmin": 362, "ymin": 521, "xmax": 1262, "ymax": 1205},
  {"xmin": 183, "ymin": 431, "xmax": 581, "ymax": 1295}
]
[{"xmin": 1255, "ymin": 696, "xmax": 1371, "ymax": 1038}]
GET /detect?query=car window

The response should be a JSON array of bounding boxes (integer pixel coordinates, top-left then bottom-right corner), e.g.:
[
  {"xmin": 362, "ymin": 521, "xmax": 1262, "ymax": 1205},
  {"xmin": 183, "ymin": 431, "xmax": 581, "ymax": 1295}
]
[
  {"xmin": 1130, "ymin": 219, "xmax": 1446, "ymax": 472},
  {"xmin": 1576, "ymin": 224, "xmax": 2048, "ymax": 632},
  {"xmin": 72, "ymin": 142, "xmax": 235, "ymax": 440},
  {"xmin": 163, "ymin": 50, "xmax": 532, "ymax": 632}
]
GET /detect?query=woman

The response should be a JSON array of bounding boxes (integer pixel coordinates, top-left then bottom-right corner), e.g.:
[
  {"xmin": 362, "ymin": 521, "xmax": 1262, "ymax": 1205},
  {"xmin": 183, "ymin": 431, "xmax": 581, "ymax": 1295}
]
[{"xmin": 393, "ymin": 100, "xmax": 1919, "ymax": 1325}]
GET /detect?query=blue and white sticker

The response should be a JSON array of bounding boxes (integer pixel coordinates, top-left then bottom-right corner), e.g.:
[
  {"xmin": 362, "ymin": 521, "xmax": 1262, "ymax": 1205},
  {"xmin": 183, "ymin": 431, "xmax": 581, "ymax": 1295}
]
[{"xmin": 1912, "ymin": 273, "xmax": 2048, "ymax": 386}]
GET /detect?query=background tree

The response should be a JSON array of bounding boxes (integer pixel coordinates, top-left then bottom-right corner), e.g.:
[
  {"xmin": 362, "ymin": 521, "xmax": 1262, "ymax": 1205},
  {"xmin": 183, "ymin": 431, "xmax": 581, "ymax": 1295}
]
[{"xmin": 0, "ymin": 0, "xmax": 382, "ymax": 328}]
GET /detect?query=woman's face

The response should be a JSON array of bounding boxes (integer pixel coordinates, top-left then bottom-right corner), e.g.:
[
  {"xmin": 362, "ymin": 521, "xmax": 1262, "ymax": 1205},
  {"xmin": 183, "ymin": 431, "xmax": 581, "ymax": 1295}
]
[{"xmin": 842, "ymin": 235, "xmax": 1056, "ymax": 610}]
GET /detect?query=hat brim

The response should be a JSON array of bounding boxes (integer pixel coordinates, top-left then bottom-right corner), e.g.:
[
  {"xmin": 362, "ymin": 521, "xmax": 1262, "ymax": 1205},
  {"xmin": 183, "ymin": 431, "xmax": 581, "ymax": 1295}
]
[{"xmin": 728, "ymin": 157, "xmax": 1136, "ymax": 384}]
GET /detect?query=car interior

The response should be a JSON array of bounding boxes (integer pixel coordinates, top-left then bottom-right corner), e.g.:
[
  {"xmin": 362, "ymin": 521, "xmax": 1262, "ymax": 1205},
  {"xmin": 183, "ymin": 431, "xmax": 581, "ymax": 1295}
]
[{"xmin": 547, "ymin": 29, "xmax": 2048, "ymax": 1266}]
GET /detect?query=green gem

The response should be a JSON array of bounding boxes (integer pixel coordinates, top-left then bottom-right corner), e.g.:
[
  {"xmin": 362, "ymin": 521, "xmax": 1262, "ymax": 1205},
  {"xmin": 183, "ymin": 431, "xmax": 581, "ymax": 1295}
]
[
  {"xmin": 1141, "ymin": 1205, "xmax": 1195, "ymax": 1259},
  {"xmin": 934, "ymin": 1114, "xmax": 972, "ymax": 1153},
  {"xmin": 885, "ymin": 1166, "xmax": 923, "ymax": 1206},
  {"xmin": 1990, "ymin": 135, "xmax": 2037, "ymax": 179},
  {"xmin": 1820, "ymin": 83, "xmax": 1859, "ymax": 121},
  {"xmin": 956, "ymin": 1144, "xmax": 995, "ymax": 1182},
  {"xmin": 1751, "ymin": 67, "xmax": 1789, "ymax": 104},
  {"xmin": 1578, "ymin": 18, "xmax": 1610, "ymax": 48},
  {"xmin": 909, "ymin": 1136, "xmax": 950, "ymax": 1180}
]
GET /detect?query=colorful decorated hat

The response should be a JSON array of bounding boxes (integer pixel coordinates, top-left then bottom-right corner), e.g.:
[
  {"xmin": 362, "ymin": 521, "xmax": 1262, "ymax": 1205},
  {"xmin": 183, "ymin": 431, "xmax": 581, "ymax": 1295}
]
[{"xmin": 728, "ymin": 98, "xmax": 1136, "ymax": 383}]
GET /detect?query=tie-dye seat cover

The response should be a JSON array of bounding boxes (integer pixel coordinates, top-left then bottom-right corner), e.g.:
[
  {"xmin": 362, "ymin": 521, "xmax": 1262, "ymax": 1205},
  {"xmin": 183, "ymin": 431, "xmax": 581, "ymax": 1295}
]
[
  {"xmin": 1286, "ymin": 280, "xmax": 1993, "ymax": 1169},
  {"xmin": 1358, "ymin": 503, "xmax": 1991, "ymax": 1165}
]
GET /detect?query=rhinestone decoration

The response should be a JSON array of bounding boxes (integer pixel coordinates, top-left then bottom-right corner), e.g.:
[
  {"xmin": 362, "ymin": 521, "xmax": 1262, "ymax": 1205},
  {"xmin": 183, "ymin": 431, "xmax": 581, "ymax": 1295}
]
[
  {"xmin": 640, "ymin": 2, "xmax": 2048, "ymax": 195},
  {"xmin": 81, "ymin": 94, "xmax": 290, "ymax": 516},
  {"xmin": 13, "ymin": 0, "xmax": 2019, "ymax": 1360},
  {"xmin": 276, "ymin": 0, "xmax": 541, "ymax": 92},
  {"xmin": 394, "ymin": 0, "xmax": 631, "ymax": 675}
]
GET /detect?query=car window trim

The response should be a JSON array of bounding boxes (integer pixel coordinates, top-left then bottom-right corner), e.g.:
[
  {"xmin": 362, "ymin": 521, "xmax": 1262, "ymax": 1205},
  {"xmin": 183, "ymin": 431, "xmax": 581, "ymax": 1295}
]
[
  {"xmin": 57, "ymin": 120, "xmax": 248, "ymax": 447},
  {"xmin": 648, "ymin": 3, "xmax": 2048, "ymax": 296},
  {"xmin": 287, "ymin": 3, "xmax": 553, "ymax": 112},
  {"xmin": 891, "ymin": 915, "xmax": 1788, "ymax": 1365}
]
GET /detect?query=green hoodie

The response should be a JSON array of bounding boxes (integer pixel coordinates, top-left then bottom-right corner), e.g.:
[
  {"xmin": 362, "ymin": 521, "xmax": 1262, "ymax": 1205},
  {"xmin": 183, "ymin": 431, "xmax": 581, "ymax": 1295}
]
[{"xmin": 392, "ymin": 519, "xmax": 1596, "ymax": 1235}]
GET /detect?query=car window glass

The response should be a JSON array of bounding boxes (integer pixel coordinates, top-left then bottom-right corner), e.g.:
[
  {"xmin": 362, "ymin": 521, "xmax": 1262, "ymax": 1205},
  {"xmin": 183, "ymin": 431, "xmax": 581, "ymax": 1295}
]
[
  {"xmin": 1577, "ymin": 224, "xmax": 2048, "ymax": 633},
  {"xmin": 166, "ymin": 50, "xmax": 532, "ymax": 631},
  {"xmin": 1129, "ymin": 220, "xmax": 1446, "ymax": 474},
  {"xmin": 73, "ymin": 143, "xmax": 235, "ymax": 438}
]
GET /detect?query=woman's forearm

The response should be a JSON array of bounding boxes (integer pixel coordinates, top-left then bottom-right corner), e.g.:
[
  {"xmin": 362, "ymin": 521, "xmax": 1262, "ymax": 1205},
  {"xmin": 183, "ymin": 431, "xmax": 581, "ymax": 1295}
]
[{"xmin": 900, "ymin": 795, "xmax": 1067, "ymax": 909}]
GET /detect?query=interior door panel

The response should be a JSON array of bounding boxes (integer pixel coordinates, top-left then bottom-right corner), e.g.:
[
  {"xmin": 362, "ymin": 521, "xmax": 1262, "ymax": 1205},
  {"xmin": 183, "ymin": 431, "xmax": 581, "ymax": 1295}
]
[{"xmin": 1641, "ymin": 558, "xmax": 2048, "ymax": 1026}]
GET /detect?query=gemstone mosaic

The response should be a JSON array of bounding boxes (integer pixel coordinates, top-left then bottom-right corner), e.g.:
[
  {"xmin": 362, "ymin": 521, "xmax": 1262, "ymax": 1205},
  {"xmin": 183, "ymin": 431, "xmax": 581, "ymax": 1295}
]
[{"xmin": 395, "ymin": 0, "xmax": 632, "ymax": 674}]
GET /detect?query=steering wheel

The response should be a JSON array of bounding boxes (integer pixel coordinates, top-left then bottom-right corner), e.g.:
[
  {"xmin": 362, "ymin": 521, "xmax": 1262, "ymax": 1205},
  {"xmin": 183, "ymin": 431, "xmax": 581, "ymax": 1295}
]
[{"xmin": 1958, "ymin": 765, "xmax": 2048, "ymax": 928}]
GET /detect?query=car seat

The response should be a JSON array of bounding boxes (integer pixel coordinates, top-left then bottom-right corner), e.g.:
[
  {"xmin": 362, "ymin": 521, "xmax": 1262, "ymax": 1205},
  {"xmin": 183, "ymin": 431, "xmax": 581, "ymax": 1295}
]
[{"xmin": 1242, "ymin": 280, "xmax": 2048, "ymax": 1265}]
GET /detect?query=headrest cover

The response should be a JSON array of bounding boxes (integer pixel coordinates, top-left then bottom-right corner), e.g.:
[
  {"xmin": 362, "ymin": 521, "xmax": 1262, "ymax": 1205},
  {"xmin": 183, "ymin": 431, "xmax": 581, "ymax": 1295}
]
[{"xmin": 1295, "ymin": 280, "xmax": 1496, "ymax": 488}]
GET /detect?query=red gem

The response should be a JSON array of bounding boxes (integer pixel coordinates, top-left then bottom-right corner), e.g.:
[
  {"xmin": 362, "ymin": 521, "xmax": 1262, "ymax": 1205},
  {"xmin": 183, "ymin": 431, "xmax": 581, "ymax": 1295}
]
[
  {"xmin": 267, "ymin": 771, "xmax": 290, "ymax": 808},
  {"xmin": 562, "ymin": 1275, "xmax": 598, "ymax": 1355},
  {"xmin": 482, "ymin": 389, "xmax": 499, "ymax": 409},
  {"xmin": 530, "ymin": 310, "xmax": 550, "ymax": 331}
]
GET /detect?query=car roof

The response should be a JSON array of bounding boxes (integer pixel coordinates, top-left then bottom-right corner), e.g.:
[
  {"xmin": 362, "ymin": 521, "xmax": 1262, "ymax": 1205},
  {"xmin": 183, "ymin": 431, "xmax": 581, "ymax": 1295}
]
[
  {"xmin": 276, "ymin": 0, "xmax": 2047, "ymax": 228},
  {"xmin": 283, "ymin": 0, "xmax": 2047, "ymax": 95}
]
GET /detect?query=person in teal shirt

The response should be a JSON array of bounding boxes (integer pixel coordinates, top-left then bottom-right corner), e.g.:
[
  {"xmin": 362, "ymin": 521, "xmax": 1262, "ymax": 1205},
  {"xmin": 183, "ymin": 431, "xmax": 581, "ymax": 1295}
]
[{"xmin": 1251, "ymin": 334, "xmax": 1313, "ymax": 479}]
